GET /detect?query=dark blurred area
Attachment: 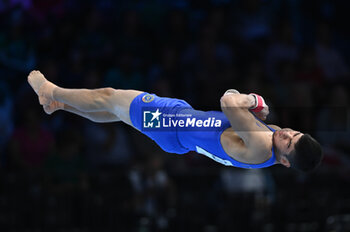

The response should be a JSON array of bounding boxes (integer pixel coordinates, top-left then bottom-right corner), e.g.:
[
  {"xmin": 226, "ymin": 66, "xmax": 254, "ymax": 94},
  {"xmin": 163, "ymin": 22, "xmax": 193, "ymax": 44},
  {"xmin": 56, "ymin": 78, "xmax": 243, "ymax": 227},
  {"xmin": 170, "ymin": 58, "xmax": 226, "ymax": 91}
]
[{"xmin": 0, "ymin": 0, "xmax": 350, "ymax": 231}]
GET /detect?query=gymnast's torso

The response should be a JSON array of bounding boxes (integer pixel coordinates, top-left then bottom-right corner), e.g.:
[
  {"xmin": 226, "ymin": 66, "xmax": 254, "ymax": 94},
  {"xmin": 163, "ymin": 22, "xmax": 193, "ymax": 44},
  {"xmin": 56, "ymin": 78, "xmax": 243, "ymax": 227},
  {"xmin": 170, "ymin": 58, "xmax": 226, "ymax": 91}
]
[
  {"xmin": 176, "ymin": 108, "xmax": 277, "ymax": 169},
  {"xmin": 129, "ymin": 92, "xmax": 277, "ymax": 169}
]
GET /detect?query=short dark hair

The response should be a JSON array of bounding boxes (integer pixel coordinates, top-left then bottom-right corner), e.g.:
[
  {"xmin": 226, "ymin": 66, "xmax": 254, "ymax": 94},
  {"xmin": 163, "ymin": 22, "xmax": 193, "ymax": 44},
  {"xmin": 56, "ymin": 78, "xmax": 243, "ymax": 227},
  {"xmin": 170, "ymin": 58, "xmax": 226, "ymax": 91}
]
[{"xmin": 286, "ymin": 134, "xmax": 323, "ymax": 172}]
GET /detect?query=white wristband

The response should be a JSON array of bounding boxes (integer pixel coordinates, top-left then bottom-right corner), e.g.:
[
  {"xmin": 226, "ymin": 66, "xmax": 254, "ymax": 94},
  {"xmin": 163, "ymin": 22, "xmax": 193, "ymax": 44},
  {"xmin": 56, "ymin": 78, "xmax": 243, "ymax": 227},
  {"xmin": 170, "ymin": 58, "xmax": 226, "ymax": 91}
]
[{"xmin": 224, "ymin": 89, "xmax": 240, "ymax": 95}]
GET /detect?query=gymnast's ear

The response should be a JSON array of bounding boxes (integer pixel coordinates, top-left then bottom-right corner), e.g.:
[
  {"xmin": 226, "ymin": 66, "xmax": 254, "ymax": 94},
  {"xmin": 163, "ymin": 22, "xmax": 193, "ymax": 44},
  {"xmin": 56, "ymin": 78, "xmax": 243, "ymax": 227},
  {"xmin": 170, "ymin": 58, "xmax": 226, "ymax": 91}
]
[{"xmin": 280, "ymin": 156, "xmax": 291, "ymax": 168}]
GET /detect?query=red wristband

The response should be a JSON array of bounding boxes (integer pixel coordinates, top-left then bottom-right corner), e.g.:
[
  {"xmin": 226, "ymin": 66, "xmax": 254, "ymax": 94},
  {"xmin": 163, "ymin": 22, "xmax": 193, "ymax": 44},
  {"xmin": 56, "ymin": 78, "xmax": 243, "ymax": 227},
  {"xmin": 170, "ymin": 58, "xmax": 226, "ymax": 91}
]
[{"xmin": 249, "ymin": 93, "xmax": 265, "ymax": 113}]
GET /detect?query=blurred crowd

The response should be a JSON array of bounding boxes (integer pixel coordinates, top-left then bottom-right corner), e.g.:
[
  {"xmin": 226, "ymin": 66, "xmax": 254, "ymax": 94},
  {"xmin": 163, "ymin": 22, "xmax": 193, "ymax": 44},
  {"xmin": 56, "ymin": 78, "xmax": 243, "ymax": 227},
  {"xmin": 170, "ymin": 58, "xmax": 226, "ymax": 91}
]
[{"xmin": 0, "ymin": 0, "xmax": 350, "ymax": 231}]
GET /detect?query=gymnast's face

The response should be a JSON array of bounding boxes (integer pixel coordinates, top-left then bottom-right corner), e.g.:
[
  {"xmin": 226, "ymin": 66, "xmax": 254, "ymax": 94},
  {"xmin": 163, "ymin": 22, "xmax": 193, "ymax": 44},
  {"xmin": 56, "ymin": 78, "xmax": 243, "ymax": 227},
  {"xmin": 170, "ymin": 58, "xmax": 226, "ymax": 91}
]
[{"xmin": 272, "ymin": 128, "xmax": 303, "ymax": 167}]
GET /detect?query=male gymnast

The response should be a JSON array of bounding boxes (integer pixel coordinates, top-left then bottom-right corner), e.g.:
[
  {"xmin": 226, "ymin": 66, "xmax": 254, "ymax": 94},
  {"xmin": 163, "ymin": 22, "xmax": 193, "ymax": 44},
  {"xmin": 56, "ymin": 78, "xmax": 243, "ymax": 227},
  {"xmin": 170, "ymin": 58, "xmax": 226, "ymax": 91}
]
[{"xmin": 28, "ymin": 70, "xmax": 323, "ymax": 172}]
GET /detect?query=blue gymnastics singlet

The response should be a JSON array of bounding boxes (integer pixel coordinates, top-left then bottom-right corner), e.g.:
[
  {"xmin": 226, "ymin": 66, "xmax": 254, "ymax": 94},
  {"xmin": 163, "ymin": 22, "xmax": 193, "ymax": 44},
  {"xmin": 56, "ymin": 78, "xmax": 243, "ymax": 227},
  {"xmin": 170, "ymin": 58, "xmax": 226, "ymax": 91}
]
[{"xmin": 129, "ymin": 92, "xmax": 276, "ymax": 169}]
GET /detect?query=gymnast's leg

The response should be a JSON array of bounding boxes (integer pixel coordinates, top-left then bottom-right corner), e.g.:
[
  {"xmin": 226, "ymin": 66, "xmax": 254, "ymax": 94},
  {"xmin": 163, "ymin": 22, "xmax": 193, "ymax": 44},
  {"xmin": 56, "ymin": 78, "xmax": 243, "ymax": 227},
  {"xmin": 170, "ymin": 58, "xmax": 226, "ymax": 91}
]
[
  {"xmin": 41, "ymin": 100, "xmax": 121, "ymax": 123},
  {"xmin": 27, "ymin": 70, "xmax": 143, "ymax": 126}
]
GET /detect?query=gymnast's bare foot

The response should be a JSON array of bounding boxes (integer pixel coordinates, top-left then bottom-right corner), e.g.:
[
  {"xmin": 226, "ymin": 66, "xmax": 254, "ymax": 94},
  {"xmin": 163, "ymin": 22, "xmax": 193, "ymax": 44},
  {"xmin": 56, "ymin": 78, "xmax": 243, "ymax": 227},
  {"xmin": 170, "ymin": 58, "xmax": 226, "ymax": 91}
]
[
  {"xmin": 43, "ymin": 100, "xmax": 64, "ymax": 115},
  {"xmin": 27, "ymin": 70, "xmax": 57, "ymax": 105},
  {"xmin": 28, "ymin": 70, "xmax": 47, "ymax": 93}
]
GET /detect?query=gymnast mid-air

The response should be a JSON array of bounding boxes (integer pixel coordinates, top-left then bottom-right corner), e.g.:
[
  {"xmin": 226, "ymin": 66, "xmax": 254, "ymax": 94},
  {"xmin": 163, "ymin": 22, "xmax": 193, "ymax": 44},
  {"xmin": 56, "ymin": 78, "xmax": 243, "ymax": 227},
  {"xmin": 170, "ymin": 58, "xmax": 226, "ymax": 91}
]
[{"xmin": 28, "ymin": 70, "xmax": 322, "ymax": 171}]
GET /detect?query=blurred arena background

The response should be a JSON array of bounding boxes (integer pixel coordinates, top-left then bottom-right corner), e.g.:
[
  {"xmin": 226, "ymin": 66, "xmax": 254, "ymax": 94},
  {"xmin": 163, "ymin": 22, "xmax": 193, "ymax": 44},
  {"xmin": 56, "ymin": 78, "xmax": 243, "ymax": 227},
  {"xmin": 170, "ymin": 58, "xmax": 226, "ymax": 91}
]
[{"xmin": 0, "ymin": 0, "xmax": 350, "ymax": 231}]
